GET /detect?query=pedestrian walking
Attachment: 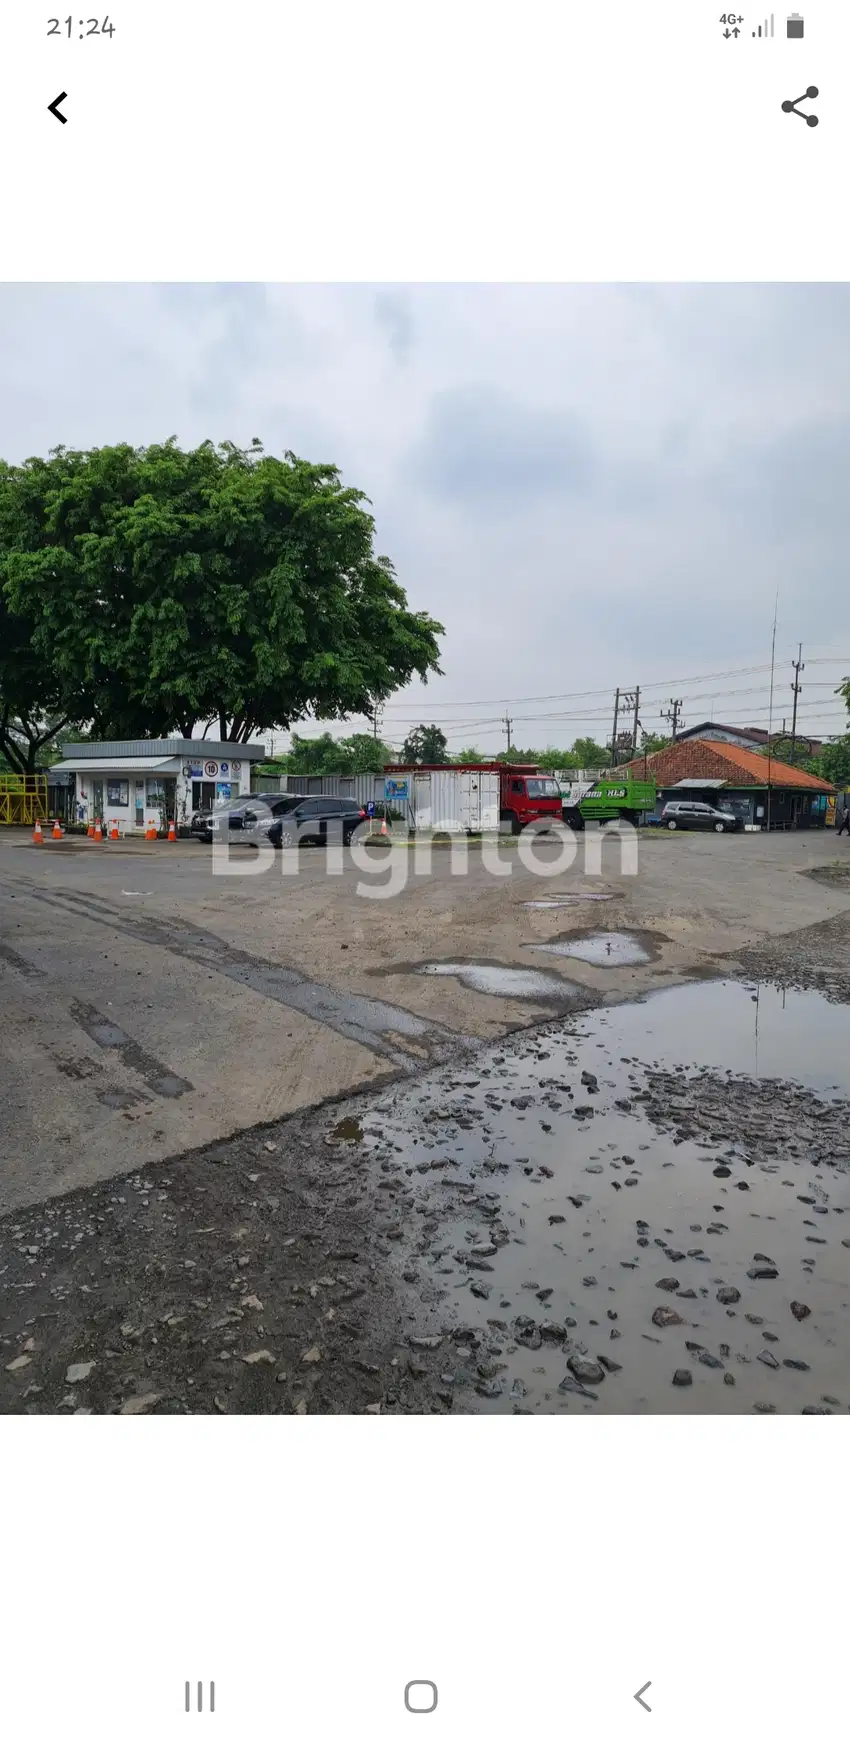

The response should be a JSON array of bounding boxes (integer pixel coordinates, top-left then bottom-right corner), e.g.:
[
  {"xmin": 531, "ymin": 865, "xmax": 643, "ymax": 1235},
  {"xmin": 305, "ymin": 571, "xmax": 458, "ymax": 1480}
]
[{"xmin": 838, "ymin": 803, "xmax": 850, "ymax": 837}]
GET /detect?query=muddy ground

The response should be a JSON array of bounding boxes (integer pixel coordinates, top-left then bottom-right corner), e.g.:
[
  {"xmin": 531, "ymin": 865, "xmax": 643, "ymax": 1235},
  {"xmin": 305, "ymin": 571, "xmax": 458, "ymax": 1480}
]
[
  {"xmin": 4, "ymin": 829, "xmax": 850, "ymax": 1214},
  {"xmin": 3, "ymin": 905, "xmax": 850, "ymax": 1415}
]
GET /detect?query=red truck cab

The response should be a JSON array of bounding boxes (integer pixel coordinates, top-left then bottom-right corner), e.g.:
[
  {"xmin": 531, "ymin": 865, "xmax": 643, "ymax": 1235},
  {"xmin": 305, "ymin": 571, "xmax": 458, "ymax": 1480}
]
[{"xmin": 499, "ymin": 766, "xmax": 562, "ymax": 833}]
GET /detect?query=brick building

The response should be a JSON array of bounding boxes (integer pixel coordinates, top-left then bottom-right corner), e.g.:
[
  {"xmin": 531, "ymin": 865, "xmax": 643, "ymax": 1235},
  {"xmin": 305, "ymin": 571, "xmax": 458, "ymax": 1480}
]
[{"xmin": 623, "ymin": 737, "xmax": 834, "ymax": 829}]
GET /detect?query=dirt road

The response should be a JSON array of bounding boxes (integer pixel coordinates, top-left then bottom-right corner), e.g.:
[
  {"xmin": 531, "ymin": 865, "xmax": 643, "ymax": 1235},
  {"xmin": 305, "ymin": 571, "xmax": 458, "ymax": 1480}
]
[{"xmin": 2, "ymin": 831, "xmax": 850, "ymax": 1413}]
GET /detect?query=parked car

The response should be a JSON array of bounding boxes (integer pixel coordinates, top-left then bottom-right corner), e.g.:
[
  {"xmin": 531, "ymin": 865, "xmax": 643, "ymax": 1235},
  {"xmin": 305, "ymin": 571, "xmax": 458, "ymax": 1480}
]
[
  {"xmin": 191, "ymin": 792, "xmax": 369, "ymax": 847},
  {"xmin": 190, "ymin": 792, "xmax": 286, "ymax": 844},
  {"xmin": 661, "ymin": 800, "xmax": 742, "ymax": 833},
  {"xmin": 267, "ymin": 794, "xmax": 368, "ymax": 848}
]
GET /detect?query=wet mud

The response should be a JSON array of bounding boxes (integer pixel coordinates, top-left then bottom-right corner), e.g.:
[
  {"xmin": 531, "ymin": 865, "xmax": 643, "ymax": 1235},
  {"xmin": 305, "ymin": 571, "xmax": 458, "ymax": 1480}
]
[
  {"xmin": 3, "ymin": 974, "xmax": 850, "ymax": 1416},
  {"xmin": 353, "ymin": 978, "xmax": 850, "ymax": 1414}
]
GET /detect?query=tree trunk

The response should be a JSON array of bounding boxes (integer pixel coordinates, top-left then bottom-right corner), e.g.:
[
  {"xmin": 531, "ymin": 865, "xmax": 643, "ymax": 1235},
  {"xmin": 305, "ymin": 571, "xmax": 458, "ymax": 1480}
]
[{"xmin": 0, "ymin": 714, "xmax": 68, "ymax": 775}]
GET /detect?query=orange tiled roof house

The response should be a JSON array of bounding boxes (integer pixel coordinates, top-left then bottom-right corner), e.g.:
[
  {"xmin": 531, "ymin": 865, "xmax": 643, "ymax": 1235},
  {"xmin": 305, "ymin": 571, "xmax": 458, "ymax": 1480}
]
[{"xmin": 623, "ymin": 737, "xmax": 835, "ymax": 829}]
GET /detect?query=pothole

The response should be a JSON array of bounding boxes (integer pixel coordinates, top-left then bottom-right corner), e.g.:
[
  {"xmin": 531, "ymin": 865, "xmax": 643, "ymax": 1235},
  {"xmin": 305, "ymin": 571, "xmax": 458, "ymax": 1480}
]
[
  {"xmin": 418, "ymin": 962, "xmax": 580, "ymax": 1001},
  {"xmin": 532, "ymin": 931, "xmax": 652, "ymax": 967}
]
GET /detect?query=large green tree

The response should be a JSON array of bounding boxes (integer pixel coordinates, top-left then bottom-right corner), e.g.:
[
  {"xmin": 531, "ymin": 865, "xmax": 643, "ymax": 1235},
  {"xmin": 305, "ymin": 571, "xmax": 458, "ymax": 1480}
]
[
  {"xmin": 0, "ymin": 534, "xmax": 89, "ymax": 771},
  {"xmin": 804, "ymin": 682, "xmax": 850, "ymax": 789},
  {"xmin": 808, "ymin": 735, "xmax": 850, "ymax": 791},
  {"xmin": 401, "ymin": 723, "xmax": 449, "ymax": 764},
  {"xmin": 0, "ymin": 440, "xmax": 443, "ymax": 743}
]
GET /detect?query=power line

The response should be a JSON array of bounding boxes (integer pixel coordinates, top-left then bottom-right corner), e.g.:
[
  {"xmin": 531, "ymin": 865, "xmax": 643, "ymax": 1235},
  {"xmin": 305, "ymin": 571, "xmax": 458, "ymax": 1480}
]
[
  {"xmin": 374, "ymin": 672, "xmax": 850, "ymax": 722},
  {"xmin": 375, "ymin": 658, "xmax": 850, "ymax": 715}
]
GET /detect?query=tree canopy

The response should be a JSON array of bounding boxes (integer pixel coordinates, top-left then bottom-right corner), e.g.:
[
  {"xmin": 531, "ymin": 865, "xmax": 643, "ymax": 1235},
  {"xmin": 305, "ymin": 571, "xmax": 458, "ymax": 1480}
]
[
  {"xmin": 0, "ymin": 440, "xmax": 443, "ymax": 747},
  {"xmin": 502, "ymin": 737, "xmax": 611, "ymax": 769},
  {"xmin": 808, "ymin": 735, "xmax": 850, "ymax": 791},
  {"xmin": 261, "ymin": 730, "xmax": 395, "ymax": 776},
  {"xmin": 400, "ymin": 724, "xmax": 449, "ymax": 764}
]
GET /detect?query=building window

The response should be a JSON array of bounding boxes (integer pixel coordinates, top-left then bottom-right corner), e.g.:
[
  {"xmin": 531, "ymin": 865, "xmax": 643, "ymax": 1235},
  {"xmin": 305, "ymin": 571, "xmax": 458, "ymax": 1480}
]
[{"xmin": 106, "ymin": 780, "xmax": 129, "ymax": 806}]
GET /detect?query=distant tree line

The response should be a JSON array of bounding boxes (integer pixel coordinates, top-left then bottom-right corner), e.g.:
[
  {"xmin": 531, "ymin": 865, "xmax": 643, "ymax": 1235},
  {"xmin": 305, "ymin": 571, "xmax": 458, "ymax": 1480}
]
[{"xmin": 261, "ymin": 726, "xmax": 647, "ymax": 775}]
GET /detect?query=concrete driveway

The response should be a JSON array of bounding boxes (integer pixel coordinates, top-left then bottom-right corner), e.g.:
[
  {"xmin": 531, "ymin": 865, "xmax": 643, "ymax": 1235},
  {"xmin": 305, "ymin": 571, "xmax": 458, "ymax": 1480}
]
[{"xmin": 2, "ymin": 826, "xmax": 849, "ymax": 1214}]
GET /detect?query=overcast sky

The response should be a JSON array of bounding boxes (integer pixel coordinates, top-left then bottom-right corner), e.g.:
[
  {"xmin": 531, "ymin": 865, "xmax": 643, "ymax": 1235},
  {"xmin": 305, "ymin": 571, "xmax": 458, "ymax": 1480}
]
[{"xmin": 1, "ymin": 282, "xmax": 849, "ymax": 754}]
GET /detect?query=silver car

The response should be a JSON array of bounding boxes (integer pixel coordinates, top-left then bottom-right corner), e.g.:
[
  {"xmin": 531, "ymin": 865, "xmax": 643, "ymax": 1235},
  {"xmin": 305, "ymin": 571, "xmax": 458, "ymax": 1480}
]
[{"xmin": 661, "ymin": 800, "xmax": 742, "ymax": 833}]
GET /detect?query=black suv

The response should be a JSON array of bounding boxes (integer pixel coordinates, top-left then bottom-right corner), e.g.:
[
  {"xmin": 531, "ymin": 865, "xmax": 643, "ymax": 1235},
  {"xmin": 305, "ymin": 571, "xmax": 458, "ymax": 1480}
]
[
  {"xmin": 268, "ymin": 794, "xmax": 368, "ymax": 848},
  {"xmin": 191, "ymin": 792, "xmax": 368, "ymax": 847}
]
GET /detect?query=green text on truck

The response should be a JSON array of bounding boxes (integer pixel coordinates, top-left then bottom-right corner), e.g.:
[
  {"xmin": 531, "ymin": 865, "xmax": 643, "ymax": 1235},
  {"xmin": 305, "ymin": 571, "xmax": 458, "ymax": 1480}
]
[{"xmin": 559, "ymin": 777, "xmax": 657, "ymax": 828}]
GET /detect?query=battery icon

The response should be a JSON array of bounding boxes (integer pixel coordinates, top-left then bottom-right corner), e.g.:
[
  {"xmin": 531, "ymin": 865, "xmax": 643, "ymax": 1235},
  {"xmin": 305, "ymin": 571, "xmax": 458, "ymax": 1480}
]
[{"xmin": 787, "ymin": 12, "xmax": 804, "ymax": 35}]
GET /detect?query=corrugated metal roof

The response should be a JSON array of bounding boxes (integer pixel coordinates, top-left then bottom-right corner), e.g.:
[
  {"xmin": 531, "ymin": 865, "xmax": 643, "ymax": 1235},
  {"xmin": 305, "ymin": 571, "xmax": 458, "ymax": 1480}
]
[
  {"xmin": 671, "ymin": 777, "xmax": 729, "ymax": 788},
  {"xmin": 60, "ymin": 739, "xmax": 266, "ymax": 760},
  {"xmin": 51, "ymin": 756, "xmax": 179, "ymax": 773}
]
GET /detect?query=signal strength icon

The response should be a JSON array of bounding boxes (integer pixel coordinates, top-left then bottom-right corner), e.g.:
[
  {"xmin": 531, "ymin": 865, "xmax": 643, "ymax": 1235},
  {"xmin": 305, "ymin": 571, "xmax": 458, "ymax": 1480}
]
[{"xmin": 753, "ymin": 12, "xmax": 775, "ymax": 32}]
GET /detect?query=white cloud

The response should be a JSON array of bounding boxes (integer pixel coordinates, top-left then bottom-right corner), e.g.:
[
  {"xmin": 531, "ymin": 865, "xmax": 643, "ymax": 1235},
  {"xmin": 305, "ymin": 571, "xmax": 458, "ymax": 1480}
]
[{"xmin": 1, "ymin": 282, "xmax": 848, "ymax": 751}]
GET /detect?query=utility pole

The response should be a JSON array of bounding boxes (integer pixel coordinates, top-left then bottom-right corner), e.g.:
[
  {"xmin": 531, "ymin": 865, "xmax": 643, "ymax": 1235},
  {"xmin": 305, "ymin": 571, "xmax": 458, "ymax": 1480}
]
[
  {"xmin": 503, "ymin": 713, "xmax": 513, "ymax": 755},
  {"xmin": 609, "ymin": 688, "xmax": 620, "ymax": 767},
  {"xmin": 790, "ymin": 643, "xmax": 804, "ymax": 760},
  {"xmin": 620, "ymin": 689, "xmax": 641, "ymax": 763},
  {"xmin": 661, "ymin": 698, "xmax": 683, "ymax": 742}
]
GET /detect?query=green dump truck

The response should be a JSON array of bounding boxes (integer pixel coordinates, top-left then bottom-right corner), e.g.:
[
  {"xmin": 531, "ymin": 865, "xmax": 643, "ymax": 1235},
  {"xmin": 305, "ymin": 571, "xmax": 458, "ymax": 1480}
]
[{"xmin": 559, "ymin": 776, "xmax": 657, "ymax": 829}]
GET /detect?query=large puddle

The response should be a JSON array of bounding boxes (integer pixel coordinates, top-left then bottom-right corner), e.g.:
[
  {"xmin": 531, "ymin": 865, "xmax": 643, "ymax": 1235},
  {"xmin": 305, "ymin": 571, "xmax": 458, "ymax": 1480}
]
[
  {"xmin": 355, "ymin": 978, "xmax": 850, "ymax": 1414},
  {"xmin": 419, "ymin": 962, "xmax": 579, "ymax": 1001},
  {"xmin": 592, "ymin": 977, "xmax": 850, "ymax": 1094},
  {"xmin": 533, "ymin": 931, "xmax": 651, "ymax": 967}
]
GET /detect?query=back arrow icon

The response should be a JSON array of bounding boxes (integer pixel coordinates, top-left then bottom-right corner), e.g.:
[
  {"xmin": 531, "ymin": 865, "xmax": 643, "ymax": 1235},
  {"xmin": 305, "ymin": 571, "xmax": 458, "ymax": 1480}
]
[
  {"xmin": 634, "ymin": 1682, "xmax": 652, "ymax": 1713},
  {"xmin": 48, "ymin": 91, "xmax": 68, "ymax": 124}
]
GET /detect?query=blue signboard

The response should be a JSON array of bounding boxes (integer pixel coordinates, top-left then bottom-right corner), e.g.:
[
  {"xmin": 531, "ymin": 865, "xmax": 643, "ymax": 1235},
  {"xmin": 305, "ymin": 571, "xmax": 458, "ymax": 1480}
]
[{"xmin": 384, "ymin": 778, "xmax": 409, "ymax": 800}]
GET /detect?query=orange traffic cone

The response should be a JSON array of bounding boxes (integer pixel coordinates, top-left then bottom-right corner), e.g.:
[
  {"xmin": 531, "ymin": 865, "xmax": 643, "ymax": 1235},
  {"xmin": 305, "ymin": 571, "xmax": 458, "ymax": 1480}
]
[
  {"xmin": 87, "ymin": 819, "xmax": 95, "ymax": 838},
  {"xmin": 52, "ymin": 819, "xmax": 62, "ymax": 840},
  {"xmin": 109, "ymin": 819, "xmax": 119, "ymax": 841},
  {"xmin": 93, "ymin": 818, "xmax": 103, "ymax": 842},
  {"xmin": 167, "ymin": 818, "xmax": 176, "ymax": 842},
  {"xmin": 32, "ymin": 818, "xmax": 44, "ymax": 845},
  {"xmin": 145, "ymin": 821, "xmax": 157, "ymax": 841},
  {"xmin": 380, "ymin": 817, "xmax": 388, "ymax": 837}
]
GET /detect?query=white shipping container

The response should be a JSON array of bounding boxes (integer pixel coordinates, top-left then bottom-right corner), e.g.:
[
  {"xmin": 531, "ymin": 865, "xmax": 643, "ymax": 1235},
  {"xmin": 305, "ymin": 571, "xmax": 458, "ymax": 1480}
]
[{"xmin": 393, "ymin": 767, "xmax": 499, "ymax": 833}]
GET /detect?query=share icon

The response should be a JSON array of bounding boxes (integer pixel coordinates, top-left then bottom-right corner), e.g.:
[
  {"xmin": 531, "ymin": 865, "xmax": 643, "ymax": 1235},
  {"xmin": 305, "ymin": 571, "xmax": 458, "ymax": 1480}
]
[{"xmin": 781, "ymin": 86, "xmax": 819, "ymax": 125}]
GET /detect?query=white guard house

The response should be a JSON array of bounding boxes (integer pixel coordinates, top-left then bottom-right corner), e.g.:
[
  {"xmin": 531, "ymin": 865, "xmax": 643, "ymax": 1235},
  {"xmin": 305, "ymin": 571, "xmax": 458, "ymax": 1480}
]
[{"xmin": 51, "ymin": 739, "xmax": 267, "ymax": 835}]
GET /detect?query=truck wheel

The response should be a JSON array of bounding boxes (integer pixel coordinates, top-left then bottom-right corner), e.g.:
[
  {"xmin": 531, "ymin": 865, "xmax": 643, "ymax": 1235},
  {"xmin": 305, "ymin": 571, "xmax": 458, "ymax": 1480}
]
[
  {"xmin": 563, "ymin": 808, "xmax": 584, "ymax": 832},
  {"xmin": 502, "ymin": 812, "xmax": 519, "ymax": 836},
  {"xmin": 667, "ymin": 819, "xmax": 677, "ymax": 830}
]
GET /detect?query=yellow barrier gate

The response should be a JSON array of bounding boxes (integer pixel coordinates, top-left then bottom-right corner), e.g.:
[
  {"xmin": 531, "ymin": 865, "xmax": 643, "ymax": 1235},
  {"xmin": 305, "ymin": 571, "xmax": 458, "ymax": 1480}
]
[{"xmin": 0, "ymin": 775, "xmax": 49, "ymax": 826}]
